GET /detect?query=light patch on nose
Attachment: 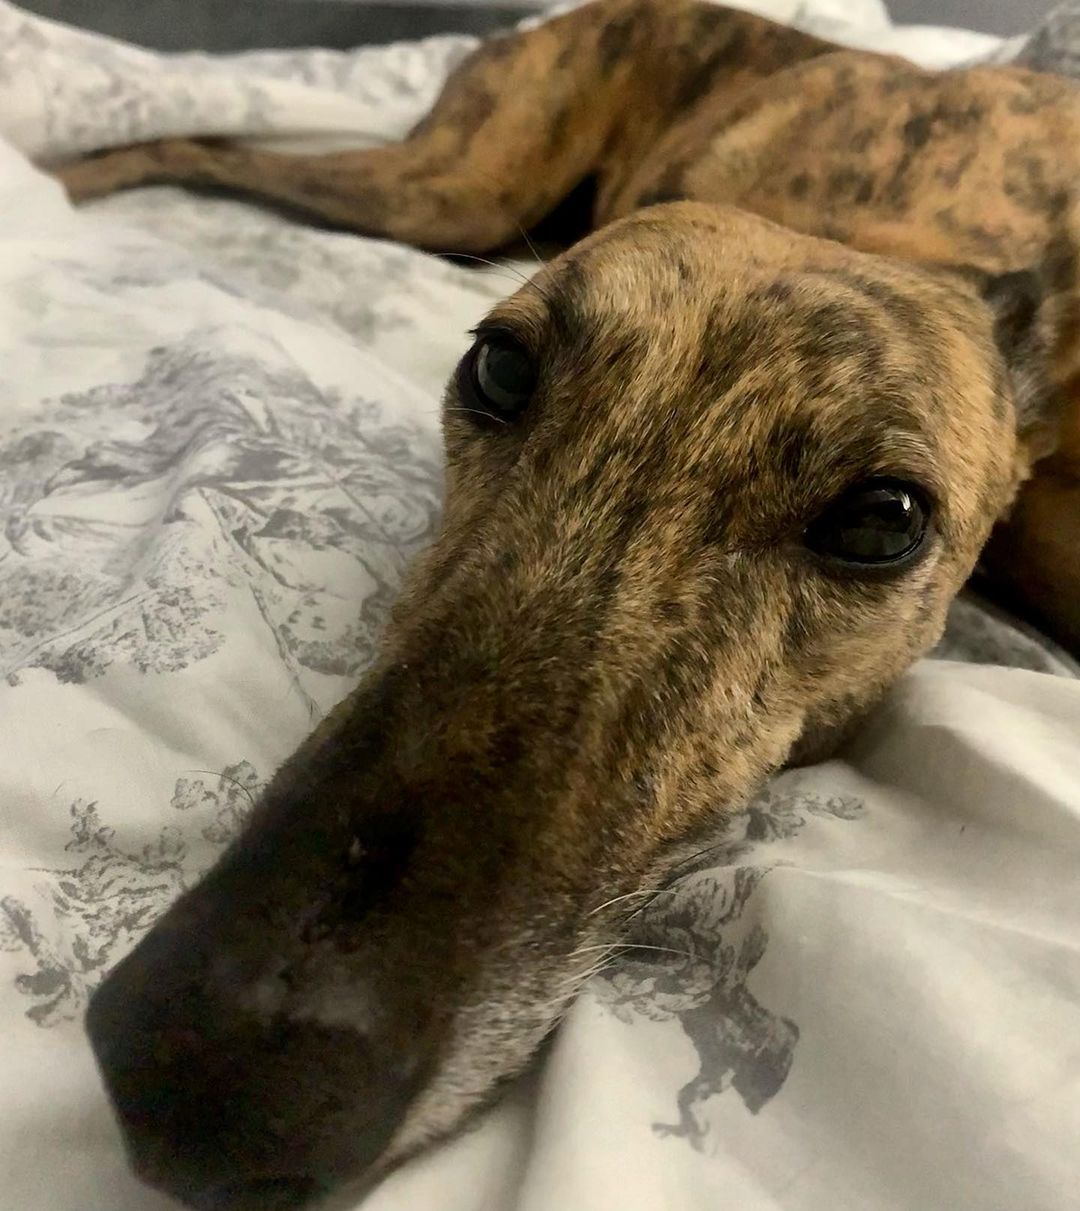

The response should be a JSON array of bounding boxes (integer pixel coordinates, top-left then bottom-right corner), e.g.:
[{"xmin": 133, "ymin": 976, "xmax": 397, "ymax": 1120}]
[
  {"xmin": 212, "ymin": 951, "xmax": 291, "ymax": 1018},
  {"xmin": 292, "ymin": 980, "xmax": 381, "ymax": 1033},
  {"xmin": 293, "ymin": 979, "xmax": 427, "ymax": 1087}
]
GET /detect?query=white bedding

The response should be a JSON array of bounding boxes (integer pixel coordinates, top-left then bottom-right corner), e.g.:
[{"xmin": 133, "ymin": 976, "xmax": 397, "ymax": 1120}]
[{"xmin": 0, "ymin": 2, "xmax": 1078, "ymax": 1209}]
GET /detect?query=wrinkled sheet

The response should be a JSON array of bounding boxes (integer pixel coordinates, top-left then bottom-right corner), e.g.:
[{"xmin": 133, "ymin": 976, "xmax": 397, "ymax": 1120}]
[{"xmin": 0, "ymin": 1, "xmax": 1078, "ymax": 1208}]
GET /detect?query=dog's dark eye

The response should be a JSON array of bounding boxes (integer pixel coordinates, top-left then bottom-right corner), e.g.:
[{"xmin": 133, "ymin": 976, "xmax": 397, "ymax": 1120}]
[
  {"xmin": 805, "ymin": 479, "xmax": 930, "ymax": 567},
  {"xmin": 459, "ymin": 334, "xmax": 536, "ymax": 423}
]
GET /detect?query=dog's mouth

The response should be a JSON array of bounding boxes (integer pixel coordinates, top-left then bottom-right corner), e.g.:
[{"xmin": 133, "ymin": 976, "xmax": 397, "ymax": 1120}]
[{"xmin": 179, "ymin": 1177, "xmax": 325, "ymax": 1211}]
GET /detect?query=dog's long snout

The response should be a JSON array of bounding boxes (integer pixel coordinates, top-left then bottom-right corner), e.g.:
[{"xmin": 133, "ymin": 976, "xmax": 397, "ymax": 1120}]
[
  {"xmin": 85, "ymin": 609, "xmax": 641, "ymax": 1206},
  {"xmin": 85, "ymin": 781, "xmax": 428, "ymax": 1209}
]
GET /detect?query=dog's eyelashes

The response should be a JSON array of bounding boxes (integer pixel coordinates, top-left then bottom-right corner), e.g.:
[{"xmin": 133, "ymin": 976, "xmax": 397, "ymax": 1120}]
[
  {"xmin": 457, "ymin": 333, "xmax": 536, "ymax": 425},
  {"xmin": 805, "ymin": 479, "xmax": 930, "ymax": 568}
]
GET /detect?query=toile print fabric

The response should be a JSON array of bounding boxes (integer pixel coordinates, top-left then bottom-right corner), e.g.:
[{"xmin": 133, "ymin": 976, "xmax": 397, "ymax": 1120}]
[{"xmin": 0, "ymin": 1, "xmax": 1078, "ymax": 1209}]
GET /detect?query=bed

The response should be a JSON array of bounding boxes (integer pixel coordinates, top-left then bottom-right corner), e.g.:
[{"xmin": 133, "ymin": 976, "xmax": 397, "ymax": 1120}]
[{"xmin": 1, "ymin": 1, "xmax": 1078, "ymax": 1208}]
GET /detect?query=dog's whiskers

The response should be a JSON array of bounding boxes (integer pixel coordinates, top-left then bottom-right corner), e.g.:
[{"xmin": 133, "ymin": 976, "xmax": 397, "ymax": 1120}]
[
  {"xmin": 565, "ymin": 941, "xmax": 696, "ymax": 962},
  {"xmin": 663, "ymin": 838, "xmax": 737, "ymax": 884},
  {"xmin": 586, "ymin": 887, "xmax": 677, "ymax": 918},
  {"xmin": 436, "ymin": 249, "xmax": 557, "ymax": 309},
  {"xmin": 443, "ymin": 250, "xmax": 529, "ymax": 281},
  {"xmin": 443, "ymin": 405, "xmax": 509, "ymax": 426},
  {"xmin": 515, "ymin": 222, "xmax": 546, "ymax": 270},
  {"xmin": 183, "ymin": 768, "xmax": 260, "ymax": 811},
  {"xmin": 613, "ymin": 941, "xmax": 697, "ymax": 961},
  {"xmin": 544, "ymin": 937, "xmax": 697, "ymax": 1008}
]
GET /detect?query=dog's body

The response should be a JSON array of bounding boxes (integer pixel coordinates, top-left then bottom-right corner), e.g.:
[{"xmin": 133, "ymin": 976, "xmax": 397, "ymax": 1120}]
[{"xmin": 52, "ymin": 3, "xmax": 1080, "ymax": 1208}]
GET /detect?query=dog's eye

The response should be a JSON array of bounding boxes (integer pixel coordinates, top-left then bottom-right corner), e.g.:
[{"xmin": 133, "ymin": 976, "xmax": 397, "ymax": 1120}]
[
  {"xmin": 460, "ymin": 334, "xmax": 536, "ymax": 422},
  {"xmin": 805, "ymin": 479, "xmax": 930, "ymax": 566}
]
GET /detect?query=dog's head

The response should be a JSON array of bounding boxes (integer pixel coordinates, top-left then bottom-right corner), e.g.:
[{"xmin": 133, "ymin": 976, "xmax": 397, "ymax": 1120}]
[{"xmin": 85, "ymin": 204, "xmax": 1047, "ymax": 1209}]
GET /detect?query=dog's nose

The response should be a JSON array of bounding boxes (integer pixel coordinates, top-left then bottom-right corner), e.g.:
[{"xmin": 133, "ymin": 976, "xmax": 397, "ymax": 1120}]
[{"xmin": 85, "ymin": 912, "xmax": 421, "ymax": 1209}]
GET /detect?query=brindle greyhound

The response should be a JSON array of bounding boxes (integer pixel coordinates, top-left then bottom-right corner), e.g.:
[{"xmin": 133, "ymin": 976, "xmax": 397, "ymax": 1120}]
[{"xmin": 48, "ymin": 1, "xmax": 1080, "ymax": 1208}]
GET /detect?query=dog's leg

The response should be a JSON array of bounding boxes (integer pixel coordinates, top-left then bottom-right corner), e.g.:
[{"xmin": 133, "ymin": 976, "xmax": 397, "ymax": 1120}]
[
  {"xmin": 49, "ymin": 1, "xmax": 654, "ymax": 253},
  {"xmin": 49, "ymin": 0, "xmax": 834, "ymax": 253}
]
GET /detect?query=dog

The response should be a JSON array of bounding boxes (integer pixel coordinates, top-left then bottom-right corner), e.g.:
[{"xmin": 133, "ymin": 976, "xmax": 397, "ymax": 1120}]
[{"xmin": 49, "ymin": 1, "xmax": 1080, "ymax": 1207}]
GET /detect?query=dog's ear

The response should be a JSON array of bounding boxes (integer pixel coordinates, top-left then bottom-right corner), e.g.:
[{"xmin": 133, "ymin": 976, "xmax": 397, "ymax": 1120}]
[
  {"xmin": 973, "ymin": 262, "xmax": 1080, "ymax": 656},
  {"xmin": 927, "ymin": 247, "xmax": 1070, "ymax": 458},
  {"xmin": 978, "ymin": 267, "xmax": 1061, "ymax": 455}
]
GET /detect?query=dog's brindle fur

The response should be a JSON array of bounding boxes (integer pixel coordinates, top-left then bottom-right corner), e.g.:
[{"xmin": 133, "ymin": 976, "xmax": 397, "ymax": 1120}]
[{"xmin": 53, "ymin": 2, "xmax": 1080, "ymax": 1208}]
